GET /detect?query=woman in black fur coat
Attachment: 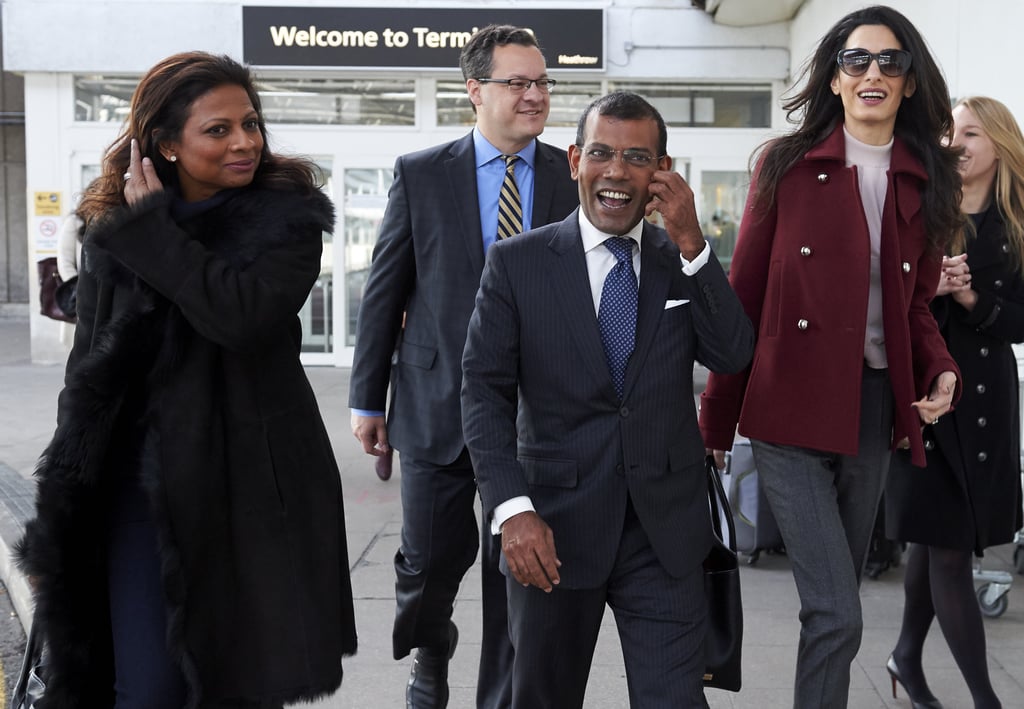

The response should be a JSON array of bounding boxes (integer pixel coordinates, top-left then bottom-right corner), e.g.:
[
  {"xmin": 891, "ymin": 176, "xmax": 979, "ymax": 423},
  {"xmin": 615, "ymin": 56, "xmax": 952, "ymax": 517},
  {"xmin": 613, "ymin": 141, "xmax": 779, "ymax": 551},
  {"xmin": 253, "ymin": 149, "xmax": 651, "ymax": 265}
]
[{"xmin": 17, "ymin": 52, "xmax": 357, "ymax": 708}]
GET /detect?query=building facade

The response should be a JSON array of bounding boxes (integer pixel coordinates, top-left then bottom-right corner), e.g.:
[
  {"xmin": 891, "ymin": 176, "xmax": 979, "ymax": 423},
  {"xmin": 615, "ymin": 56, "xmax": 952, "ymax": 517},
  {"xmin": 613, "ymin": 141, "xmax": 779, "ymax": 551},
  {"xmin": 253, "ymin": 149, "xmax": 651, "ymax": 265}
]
[{"xmin": 4, "ymin": 0, "xmax": 1021, "ymax": 364}]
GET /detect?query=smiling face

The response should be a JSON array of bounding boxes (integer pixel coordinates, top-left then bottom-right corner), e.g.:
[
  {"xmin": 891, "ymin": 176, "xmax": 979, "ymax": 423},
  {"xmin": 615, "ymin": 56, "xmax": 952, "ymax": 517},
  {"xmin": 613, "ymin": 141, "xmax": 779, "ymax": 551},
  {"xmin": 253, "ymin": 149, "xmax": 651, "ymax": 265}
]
[
  {"xmin": 159, "ymin": 83, "xmax": 264, "ymax": 202},
  {"xmin": 568, "ymin": 112, "xmax": 669, "ymax": 236},
  {"xmin": 952, "ymin": 103, "xmax": 999, "ymax": 193},
  {"xmin": 830, "ymin": 23, "xmax": 916, "ymax": 145},
  {"xmin": 467, "ymin": 43, "xmax": 550, "ymax": 154}
]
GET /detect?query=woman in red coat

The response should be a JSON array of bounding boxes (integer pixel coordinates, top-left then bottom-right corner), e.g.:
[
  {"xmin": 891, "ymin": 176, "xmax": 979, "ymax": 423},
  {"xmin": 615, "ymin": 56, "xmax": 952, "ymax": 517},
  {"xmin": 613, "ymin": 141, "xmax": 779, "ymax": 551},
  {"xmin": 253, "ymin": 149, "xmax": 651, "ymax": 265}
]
[
  {"xmin": 886, "ymin": 96, "xmax": 1024, "ymax": 709},
  {"xmin": 699, "ymin": 6, "xmax": 962, "ymax": 708}
]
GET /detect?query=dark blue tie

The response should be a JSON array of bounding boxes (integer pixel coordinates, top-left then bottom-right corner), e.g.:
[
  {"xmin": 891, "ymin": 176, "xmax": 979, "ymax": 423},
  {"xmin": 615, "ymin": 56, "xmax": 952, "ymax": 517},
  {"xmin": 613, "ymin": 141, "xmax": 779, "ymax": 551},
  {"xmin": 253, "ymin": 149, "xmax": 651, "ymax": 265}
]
[{"xmin": 598, "ymin": 237, "xmax": 638, "ymax": 398}]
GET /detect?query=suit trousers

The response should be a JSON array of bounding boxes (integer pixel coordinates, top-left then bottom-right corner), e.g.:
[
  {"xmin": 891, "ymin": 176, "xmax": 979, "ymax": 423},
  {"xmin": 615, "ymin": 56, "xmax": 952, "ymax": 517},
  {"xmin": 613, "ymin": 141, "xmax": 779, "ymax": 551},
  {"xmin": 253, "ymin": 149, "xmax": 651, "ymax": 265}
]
[
  {"xmin": 751, "ymin": 366, "xmax": 894, "ymax": 709},
  {"xmin": 395, "ymin": 448, "xmax": 513, "ymax": 708},
  {"xmin": 506, "ymin": 499, "xmax": 708, "ymax": 709}
]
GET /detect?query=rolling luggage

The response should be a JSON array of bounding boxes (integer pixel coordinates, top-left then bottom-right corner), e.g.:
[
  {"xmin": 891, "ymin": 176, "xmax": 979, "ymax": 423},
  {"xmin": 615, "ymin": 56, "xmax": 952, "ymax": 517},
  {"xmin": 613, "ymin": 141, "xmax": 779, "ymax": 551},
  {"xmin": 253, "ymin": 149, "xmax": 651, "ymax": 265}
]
[{"xmin": 724, "ymin": 438, "xmax": 785, "ymax": 564}]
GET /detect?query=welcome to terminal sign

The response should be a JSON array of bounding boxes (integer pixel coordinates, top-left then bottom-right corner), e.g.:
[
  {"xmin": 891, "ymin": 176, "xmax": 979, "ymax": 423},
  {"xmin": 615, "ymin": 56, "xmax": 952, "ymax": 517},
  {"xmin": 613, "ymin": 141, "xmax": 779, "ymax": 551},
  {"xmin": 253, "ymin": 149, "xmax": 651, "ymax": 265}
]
[{"xmin": 243, "ymin": 6, "xmax": 604, "ymax": 71}]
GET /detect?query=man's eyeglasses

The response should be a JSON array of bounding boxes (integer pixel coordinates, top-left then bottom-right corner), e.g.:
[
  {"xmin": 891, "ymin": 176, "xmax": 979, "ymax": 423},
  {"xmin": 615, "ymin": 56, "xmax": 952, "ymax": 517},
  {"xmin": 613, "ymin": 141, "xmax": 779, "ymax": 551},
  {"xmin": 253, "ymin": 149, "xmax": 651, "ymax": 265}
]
[
  {"xmin": 475, "ymin": 78, "xmax": 557, "ymax": 93},
  {"xmin": 836, "ymin": 48, "xmax": 912, "ymax": 78},
  {"xmin": 580, "ymin": 146, "xmax": 664, "ymax": 168}
]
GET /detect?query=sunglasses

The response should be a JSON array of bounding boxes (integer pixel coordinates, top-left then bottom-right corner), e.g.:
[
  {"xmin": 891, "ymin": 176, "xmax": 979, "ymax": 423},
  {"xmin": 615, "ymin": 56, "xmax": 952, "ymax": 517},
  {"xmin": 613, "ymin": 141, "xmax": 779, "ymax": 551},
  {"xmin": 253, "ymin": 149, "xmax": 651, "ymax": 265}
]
[{"xmin": 836, "ymin": 48, "xmax": 912, "ymax": 77}]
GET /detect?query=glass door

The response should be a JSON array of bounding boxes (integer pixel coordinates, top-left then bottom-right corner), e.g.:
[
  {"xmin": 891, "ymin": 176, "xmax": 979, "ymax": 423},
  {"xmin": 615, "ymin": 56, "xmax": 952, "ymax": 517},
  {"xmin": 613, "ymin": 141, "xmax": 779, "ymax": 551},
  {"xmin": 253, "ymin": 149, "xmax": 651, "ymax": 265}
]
[{"xmin": 298, "ymin": 158, "xmax": 336, "ymax": 361}]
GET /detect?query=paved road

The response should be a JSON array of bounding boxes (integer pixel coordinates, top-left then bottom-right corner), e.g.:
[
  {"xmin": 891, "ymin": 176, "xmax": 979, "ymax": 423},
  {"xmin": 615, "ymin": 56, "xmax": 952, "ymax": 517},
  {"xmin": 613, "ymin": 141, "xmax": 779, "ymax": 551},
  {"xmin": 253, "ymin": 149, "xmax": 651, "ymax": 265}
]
[{"xmin": 1, "ymin": 316, "xmax": 1022, "ymax": 708}]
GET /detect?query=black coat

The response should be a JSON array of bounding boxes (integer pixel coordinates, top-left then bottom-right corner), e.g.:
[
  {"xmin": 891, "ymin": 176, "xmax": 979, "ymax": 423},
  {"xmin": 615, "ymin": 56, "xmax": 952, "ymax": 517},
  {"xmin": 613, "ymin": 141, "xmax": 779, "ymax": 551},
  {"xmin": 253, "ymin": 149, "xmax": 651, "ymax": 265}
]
[
  {"xmin": 17, "ymin": 185, "xmax": 357, "ymax": 707},
  {"xmin": 887, "ymin": 206, "xmax": 1024, "ymax": 553}
]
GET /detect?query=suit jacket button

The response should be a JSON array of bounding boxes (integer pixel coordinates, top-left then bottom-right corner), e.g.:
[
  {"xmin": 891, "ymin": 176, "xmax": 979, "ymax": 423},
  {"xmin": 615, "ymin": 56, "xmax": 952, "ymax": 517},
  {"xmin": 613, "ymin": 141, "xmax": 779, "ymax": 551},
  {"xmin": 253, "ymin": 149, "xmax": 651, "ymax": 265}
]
[
  {"xmin": 924, "ymin": 439, "xmax": 935, "ymax": 451},
  {"xmin": 977, "ymin": 417, "xmax": 987, "ymax": 427},
  {"xmin": 800, "ymin": 246, "xmax": 812, "ymax": 256},
  {"xmin": 980, "ymin": 347, "xmax": 989, "ymax": 357},
  {"xmin": 620, "ymin": 406, "xmax": 630, "ymax": 417},
  {"xmin": 817, "ymin": 173, "xmax": 829, "ymax": 184},
  {"xmin": 995, "ymin": 279, "xmax": 1004, "ymax": 288},
  {"xmin": 902, "ymin": 261, "xmax": 911, "ymax": 273},
  {"xmin": 797, "ymin": 318, "xmax": 809, "ymax": 330},
  {"xmin": 977, "ymin": 451, "xmax": 988, "ymax": 462},
  {"xmin": 977, "ymin": 383, "xmax": 986, "ymax": 394}
]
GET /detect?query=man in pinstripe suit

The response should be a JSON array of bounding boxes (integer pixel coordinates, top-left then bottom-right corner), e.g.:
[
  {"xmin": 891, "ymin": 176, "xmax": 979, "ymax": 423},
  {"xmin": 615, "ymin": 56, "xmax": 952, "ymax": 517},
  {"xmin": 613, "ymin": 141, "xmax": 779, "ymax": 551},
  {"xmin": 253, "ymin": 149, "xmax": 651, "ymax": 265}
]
[{"xmin": 461, "ymin": 91, "xmax": 753, "ymax": 708}]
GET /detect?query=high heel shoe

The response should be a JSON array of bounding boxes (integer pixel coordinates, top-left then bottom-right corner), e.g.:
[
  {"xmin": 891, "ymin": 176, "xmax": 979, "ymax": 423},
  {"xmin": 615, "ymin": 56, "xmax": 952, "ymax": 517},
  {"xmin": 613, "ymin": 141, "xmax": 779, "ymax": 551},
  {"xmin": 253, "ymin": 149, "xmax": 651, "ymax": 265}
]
[{"xmin": 886, "ymin": 654, "xmax": 943, "ymax": 709}]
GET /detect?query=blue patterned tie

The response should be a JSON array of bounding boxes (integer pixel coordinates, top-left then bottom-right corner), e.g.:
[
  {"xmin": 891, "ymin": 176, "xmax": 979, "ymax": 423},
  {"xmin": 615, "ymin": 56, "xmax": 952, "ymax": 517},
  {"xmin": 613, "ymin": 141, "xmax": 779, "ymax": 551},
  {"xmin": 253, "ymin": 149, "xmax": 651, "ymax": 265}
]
[{"xmin": 598, "ymin": 237, "xmax": 638, "ymax": 398}]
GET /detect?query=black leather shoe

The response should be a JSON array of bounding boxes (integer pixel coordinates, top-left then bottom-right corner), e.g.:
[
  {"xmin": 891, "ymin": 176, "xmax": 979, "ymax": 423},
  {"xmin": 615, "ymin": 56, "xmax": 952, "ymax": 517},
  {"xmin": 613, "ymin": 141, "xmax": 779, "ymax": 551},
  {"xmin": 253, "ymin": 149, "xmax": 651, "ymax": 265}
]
[
  {"xmin": 406, "ymin": 621, "xmax": 459, "ymax": 708},
  {"xmin": 886, "ymin": 654, "xmax": 943, "ymax": 709}
]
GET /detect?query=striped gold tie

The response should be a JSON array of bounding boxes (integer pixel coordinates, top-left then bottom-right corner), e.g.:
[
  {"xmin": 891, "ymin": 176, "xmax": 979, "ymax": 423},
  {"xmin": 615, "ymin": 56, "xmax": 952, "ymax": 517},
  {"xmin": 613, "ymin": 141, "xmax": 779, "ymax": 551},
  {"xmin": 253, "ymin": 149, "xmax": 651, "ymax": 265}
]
[{"xmin": 497, "ymin": 155, "xmax": 524, "ymax": 240}]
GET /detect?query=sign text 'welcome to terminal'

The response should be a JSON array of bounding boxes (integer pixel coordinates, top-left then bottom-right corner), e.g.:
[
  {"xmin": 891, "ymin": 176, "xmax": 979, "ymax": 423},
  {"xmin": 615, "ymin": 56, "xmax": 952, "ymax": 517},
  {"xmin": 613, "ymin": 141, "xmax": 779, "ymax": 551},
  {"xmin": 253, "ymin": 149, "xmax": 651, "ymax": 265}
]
[{"xmin": 243, "ymin": 6, "xmax": 604, "ymax": 70}]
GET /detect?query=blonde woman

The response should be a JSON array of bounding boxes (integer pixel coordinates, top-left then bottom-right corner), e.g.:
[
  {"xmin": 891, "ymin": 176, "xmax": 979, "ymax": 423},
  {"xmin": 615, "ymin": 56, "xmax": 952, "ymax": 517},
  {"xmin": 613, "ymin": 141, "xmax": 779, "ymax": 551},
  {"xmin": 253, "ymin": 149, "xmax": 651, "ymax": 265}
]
[{"xmin": 886, "ymin": 96, "xmax": 1024, "ymax": 709}]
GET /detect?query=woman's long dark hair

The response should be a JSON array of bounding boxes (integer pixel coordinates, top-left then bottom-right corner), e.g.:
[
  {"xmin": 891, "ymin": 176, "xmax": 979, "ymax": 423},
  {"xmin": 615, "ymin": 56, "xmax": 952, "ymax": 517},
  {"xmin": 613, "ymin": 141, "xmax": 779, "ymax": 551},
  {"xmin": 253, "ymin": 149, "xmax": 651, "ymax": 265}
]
[
  {"xmin": 752, "ymin": 5, "xmax": 962, "ymax": 254},
  {"xmin": 79, "ymin": 52, "xmax": 322, "ymax": 225}
]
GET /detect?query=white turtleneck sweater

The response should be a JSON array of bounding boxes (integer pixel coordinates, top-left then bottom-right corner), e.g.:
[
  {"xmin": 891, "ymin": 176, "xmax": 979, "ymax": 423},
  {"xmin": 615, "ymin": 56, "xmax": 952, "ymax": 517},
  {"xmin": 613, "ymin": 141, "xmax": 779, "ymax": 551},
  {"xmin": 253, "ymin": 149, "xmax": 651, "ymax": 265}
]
[{"xmin": 843, "ymin": 125, "xmax": 893, "ymax": 369}]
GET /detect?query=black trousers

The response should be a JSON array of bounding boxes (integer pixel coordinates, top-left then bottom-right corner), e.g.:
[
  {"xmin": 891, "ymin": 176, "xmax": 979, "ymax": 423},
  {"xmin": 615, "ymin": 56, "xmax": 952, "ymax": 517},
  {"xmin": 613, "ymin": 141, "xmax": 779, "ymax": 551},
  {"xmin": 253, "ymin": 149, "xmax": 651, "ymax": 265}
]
[
  {"xmin": 107, "ymin": 482, "xmax": 188, "ymax": 709},
  {"xmin": 506, "ymin": 499, "xmax": 708, "ymax": 709},
  {"xmin": 394, "ymin": 448, "xmax": 513, "ymax": 708}
]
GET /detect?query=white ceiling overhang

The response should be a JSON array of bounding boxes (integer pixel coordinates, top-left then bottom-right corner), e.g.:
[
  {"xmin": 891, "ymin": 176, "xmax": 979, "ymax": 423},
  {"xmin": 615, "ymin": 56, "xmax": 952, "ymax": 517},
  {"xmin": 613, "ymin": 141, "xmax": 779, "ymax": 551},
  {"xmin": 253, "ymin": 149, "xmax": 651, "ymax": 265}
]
[{"xmin": 696, "ymin": 0, "xmax": 808, "ymax": 27}]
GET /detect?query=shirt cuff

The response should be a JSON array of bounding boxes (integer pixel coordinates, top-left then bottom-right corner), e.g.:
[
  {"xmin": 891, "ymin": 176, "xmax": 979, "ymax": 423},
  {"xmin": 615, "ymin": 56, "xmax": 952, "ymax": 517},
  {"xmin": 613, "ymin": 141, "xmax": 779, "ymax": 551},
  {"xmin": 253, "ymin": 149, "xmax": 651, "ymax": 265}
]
[
  {"xmin": 351, "ymin": 408, "xmax": 386, "ymax": 418},
  {"xmin": 491, "ymin": 496, "xmax": 535, "ymax": 534},
  {"xmin": 679, "ymin": 240, "xmax": 711, "ymax": 275}
]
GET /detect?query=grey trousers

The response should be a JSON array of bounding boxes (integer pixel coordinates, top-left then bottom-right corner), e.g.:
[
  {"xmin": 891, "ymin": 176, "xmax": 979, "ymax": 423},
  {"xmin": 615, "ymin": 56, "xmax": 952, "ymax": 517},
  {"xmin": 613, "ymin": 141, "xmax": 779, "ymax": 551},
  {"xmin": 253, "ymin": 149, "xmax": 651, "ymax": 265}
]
[{"xmin": 751, "ymin": 366, "xmax": 894, "ymax": 709}]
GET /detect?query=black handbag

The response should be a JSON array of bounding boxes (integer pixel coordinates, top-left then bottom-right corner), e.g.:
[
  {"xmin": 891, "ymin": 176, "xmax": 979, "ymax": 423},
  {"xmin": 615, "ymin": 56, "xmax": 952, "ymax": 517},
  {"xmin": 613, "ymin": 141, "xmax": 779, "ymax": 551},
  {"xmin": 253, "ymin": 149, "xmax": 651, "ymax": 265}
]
[
  {"xmin": 702, "ymin": 455, "xmax": 743, "ymax": 691},
  {"xmin": 11, "ymin": 622, "xmax": 46, "ymax": 709},
  {"xmin": 37, "ymin": 257, "xmax": 76, "ymax": 323}
]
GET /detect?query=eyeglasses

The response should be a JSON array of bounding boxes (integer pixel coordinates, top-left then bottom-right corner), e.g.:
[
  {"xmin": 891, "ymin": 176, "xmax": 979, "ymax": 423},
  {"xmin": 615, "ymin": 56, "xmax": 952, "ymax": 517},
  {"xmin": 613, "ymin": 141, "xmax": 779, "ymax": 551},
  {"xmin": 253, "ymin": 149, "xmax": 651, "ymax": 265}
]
[
  {"xmin": 836, "ymin": 48, "xmax": 912, "ymax": 77},
  {"xmin": 580, "ymin": 146, "xmax": 664, "ymax": 168},
  {"xmin": 475, "ymin": 78, "xmax": 557, "ymax": 93}
]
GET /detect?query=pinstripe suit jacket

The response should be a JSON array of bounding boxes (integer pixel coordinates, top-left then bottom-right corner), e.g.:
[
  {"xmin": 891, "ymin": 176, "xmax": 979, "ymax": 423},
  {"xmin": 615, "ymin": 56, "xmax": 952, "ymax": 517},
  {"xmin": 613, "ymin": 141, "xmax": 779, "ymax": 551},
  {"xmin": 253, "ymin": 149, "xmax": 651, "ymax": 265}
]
[
  {"xmin": 349, "ymin": 132, "xmax": 578, "ymax": 465},
  {"xmin": 462, "ymin": 210, "xmax": 754, "ymax": 587}
]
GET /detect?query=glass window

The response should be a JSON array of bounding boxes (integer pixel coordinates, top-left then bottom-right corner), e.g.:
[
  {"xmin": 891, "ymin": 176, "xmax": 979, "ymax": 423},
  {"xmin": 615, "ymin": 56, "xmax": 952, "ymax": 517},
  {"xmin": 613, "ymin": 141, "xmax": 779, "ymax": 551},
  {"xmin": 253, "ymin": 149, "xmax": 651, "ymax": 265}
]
[
  {"xmin": 343, "ymin": 168, "xmax": 393, "ymax": 347},
  {"xmin": 437, "ymin": 80, "xmax": 475, "ymax": 127},
  {"xmin": 609, "ymin": 82, "xmax": 771, "ymax": 128},
  {"xmin": 436, "ymin": 80, "xmax": 603, "ymax": 128},
  {"xmin": 257, "ymin": 77, "xmax": 415, "ymax": 125},
  {"xmin": 74, "ymin": 76, "xmax": 135, "ymax": 122},
  {"xmin": 548, "ymin": 82, "xmax": 603, "ymax": 128},
  {"xmin": 75, "ymin": 75, "xmax": 415, "ymax": 126},
  {"xmin": 700, "ymin": 170, "xmax": 750, "ymax": 271}
]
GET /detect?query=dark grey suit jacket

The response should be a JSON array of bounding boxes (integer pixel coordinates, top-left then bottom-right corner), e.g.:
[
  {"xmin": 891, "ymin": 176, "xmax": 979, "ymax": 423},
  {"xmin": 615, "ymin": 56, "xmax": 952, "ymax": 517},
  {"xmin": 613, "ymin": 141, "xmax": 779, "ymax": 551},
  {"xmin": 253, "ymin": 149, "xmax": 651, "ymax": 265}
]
[
  {"xmin": 461, "ymin": 210, "xmax": 755, "ymax": 587},
  {"xmin": 349, "ymin": 132, "xmax": 579, "ymax": 465}
]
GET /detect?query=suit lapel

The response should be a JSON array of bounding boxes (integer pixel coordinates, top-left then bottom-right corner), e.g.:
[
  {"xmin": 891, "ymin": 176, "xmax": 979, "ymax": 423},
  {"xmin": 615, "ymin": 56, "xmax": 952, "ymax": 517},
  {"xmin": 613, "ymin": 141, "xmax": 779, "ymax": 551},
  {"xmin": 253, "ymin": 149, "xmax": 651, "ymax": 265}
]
[
  {"xmin": 532, "ymin": 141, "xmax": 560, "ymax": 226},
  {"xmin": 546, "ymin": 212, "xmax": 617, "ymax": 396},
  {"xmin": 445, "ymin": 133, "xmax": 486, "ymax": 275}
]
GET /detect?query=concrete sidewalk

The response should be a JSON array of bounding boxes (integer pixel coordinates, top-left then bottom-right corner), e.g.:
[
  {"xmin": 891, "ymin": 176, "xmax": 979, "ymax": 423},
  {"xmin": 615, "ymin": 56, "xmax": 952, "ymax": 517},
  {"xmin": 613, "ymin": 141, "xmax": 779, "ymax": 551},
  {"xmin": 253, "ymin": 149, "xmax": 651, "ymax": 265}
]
[{"xmin": 0, "ymin": 316, "xmax": 1021, "ymax": 708}]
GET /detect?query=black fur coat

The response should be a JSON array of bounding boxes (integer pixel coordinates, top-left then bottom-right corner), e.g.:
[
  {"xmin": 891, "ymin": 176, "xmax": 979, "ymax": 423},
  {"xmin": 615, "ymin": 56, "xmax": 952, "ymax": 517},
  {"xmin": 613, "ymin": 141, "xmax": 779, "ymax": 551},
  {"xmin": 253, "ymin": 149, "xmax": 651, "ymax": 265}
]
[{"xmin": 17, "ymin": 184, "xmax": 357, "ymax": 707}]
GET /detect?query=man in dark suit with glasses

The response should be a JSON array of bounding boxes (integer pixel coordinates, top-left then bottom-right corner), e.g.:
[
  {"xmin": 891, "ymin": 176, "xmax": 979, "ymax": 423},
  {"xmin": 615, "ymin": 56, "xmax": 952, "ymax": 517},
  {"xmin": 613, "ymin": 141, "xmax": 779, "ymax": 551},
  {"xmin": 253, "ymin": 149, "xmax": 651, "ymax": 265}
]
[{"xmin": 349, "ymin": 23, "xmax": 578, "ymax": 709}]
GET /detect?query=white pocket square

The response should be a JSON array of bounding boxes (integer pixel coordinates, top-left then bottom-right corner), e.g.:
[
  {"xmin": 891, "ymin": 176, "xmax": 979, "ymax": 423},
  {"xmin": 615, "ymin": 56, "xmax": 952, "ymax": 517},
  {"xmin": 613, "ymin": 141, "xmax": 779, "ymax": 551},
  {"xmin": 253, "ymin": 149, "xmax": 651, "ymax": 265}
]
[{"xmin": 664, "ymin": 299, "xmax": 690, "ymax": 309}]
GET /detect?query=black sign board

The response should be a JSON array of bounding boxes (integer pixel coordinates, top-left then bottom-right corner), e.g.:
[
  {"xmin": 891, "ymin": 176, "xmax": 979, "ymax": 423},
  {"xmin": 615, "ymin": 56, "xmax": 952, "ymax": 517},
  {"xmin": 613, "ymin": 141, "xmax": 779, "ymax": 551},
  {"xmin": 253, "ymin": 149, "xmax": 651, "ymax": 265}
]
[{"xmin": 243, "ymin": 6, "xmax": 604, "ymax": 71}]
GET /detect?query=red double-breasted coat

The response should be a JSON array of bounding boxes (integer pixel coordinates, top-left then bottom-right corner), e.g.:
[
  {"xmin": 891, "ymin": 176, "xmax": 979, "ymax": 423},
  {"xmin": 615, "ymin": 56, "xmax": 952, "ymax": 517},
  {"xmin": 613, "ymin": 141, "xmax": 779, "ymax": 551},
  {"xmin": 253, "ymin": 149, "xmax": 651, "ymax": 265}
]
[{"xmin": 700, "ymin": 124, "xmax": 960, "ymax": 467}]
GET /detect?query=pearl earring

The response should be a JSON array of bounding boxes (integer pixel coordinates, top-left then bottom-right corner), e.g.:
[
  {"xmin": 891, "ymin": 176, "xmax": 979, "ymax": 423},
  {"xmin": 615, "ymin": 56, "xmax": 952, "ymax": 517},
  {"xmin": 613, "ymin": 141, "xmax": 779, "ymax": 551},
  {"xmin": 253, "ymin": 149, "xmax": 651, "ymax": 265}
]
[{"xmin": 169, "ymin": 155, "xmax": 177, "ymax": 162}]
